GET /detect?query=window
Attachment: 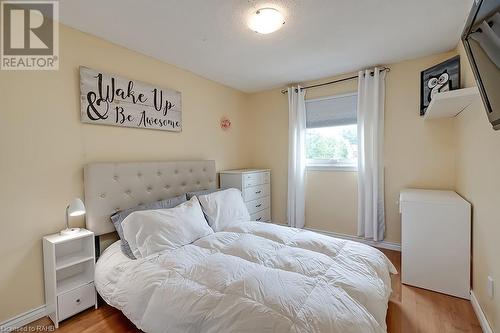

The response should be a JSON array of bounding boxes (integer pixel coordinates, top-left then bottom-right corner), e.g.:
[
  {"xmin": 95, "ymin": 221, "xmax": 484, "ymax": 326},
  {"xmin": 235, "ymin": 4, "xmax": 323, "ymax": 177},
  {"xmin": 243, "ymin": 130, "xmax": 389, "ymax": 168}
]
[{"xmin": 305, "ymin": 93, "xmax": 358, "ymax": 170}]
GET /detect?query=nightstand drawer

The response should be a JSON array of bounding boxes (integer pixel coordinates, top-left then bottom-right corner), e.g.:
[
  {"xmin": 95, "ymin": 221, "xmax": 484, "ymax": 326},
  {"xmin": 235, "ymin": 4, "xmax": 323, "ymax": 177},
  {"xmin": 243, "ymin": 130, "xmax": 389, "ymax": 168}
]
[
  {"xmin": 246, "ymin": 196, "xmax": 270, "ymax": 214},
  {"xmin": 243, "ymin": 172, "xmax": 270, "ymax": 188},
  {"xmin": 57, "ymin": 282, "xmax": 95, "ymax": 321},
  {"xmin": 250, "ymin": 208, "xmax": 270, "ymax": 222},
  {"xmin": 243, "ymin": 184, "xmax": 270, "ymax": 202}
]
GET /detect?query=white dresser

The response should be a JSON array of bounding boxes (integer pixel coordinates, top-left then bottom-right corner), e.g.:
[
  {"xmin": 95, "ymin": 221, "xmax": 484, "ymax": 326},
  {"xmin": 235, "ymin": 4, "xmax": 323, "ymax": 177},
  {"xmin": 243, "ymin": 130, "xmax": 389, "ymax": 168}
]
[
  {"xmin": 220, "ymin": 169, "xmax": 271, "ymax": 222},
  {"xmin": 399, "ymin": 189, "xmax": 471, "ymax": 299}
]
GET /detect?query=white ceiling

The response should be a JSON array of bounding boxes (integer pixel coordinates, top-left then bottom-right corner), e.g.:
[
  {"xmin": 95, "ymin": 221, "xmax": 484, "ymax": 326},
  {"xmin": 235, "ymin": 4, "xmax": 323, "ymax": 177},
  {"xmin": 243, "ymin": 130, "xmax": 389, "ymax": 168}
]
[{"xmin": 58, "ymin": 0, "xmax": 473, "ymax": 93}]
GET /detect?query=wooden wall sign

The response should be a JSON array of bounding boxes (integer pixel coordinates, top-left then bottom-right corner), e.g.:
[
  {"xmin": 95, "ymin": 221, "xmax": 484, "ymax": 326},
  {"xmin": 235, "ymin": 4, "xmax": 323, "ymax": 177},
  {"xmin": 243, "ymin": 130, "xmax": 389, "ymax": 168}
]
[{"xmin": 80, "ymin": 67, "xmax": 182, "ymax": 132}]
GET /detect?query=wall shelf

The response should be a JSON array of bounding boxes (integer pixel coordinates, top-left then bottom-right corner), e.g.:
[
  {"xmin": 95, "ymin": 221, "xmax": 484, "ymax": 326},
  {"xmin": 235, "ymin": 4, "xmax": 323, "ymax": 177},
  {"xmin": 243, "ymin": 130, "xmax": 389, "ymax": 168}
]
[{"xmin": 424, "ymin": 87, "xmax": 479, "ymax": 120}]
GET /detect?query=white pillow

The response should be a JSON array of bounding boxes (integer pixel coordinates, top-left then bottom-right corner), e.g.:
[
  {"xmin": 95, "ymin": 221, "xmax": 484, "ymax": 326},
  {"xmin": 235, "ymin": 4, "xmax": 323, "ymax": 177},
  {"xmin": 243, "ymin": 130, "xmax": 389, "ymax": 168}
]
[
  {"xmin": 122, "ymin": 196, "xmax": 213, "ymax": 258},
  {"xmin": 197, "ymin": 188, "xmax": 250, "ymax": 232}
]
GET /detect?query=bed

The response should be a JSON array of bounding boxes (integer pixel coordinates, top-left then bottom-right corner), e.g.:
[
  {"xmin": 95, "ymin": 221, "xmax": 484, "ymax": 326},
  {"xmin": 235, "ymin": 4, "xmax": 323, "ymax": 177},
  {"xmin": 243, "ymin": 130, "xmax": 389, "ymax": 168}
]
[{"xmin": 85, "ymin": 160, "xmax": 397, "ymax": 333}]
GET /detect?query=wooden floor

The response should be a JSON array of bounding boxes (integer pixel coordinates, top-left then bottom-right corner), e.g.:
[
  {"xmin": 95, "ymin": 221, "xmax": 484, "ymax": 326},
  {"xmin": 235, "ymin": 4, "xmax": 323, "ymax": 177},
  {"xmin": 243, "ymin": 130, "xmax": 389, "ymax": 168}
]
[
  {"xmin": 26, "ymin": 249, "xmax": 481, "ymax": 333},
  {"xmin": 382, "ymin": 249, "xmax": 481, "ymax": 333}
]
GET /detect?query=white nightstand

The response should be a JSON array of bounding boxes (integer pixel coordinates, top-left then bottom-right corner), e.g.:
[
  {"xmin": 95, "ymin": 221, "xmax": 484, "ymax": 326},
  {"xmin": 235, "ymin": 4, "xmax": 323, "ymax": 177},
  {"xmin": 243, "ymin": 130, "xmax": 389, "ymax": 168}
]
[{"xmin": 43, "ymin": 229, "xmax": 97, "ymax": 328}]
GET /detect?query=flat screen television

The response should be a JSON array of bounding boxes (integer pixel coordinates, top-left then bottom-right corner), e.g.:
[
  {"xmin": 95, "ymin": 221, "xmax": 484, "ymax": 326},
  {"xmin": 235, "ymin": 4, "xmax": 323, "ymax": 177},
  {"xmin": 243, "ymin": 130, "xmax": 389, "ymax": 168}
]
[{"xmin": 462, "ymin": 0, "xmax": 500, "ymax": 130}]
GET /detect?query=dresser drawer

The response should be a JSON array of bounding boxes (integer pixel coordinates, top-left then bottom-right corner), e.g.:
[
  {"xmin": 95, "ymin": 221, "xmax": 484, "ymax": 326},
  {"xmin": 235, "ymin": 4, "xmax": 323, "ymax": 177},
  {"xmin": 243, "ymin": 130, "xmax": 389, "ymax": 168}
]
[
  {"xmin": 246, "ymin": 196, "xmax": 270, "ymax": 214},
  {"xmin": 243, "ymin": 184, "xmax": 270, "ymax": 202},
  {"xmin": 250, "ymin": 208, "xmax": 270, "ymax": 222},
  {"xmin": 57, "ymin": 282, "xmax": 95, "ymax": 321},
  {"xmin": 243, "ymin": 171, "xmax": 270, "ymax": 188}
]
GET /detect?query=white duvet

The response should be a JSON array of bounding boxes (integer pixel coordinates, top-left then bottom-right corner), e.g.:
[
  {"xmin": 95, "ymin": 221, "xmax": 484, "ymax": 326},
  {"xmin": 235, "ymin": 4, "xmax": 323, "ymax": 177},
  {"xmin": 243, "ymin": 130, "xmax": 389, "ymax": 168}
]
[{"xmin": 96, "ymin": 222, "xmax": 396, "ymax": 333}]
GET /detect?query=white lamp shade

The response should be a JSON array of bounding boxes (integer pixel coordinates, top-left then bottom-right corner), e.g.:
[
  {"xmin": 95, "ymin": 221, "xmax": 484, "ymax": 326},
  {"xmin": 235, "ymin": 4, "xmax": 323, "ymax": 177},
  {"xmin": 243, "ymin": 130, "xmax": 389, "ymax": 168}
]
[{"xmin": 68, "ymin": 198, "xmax": 86, "ymax": 217}]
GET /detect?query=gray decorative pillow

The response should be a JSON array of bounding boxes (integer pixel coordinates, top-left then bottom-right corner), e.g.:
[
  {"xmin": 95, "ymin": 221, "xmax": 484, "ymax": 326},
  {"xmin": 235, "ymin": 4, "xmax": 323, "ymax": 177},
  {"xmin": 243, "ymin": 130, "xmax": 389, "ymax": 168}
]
[
  {"xmin": 110, "ymin": 194, "xmax": 187, "ymax": 259},
  {"xmin": 186, "ymin": 188, "xmax": 225, "ymax": 200}
]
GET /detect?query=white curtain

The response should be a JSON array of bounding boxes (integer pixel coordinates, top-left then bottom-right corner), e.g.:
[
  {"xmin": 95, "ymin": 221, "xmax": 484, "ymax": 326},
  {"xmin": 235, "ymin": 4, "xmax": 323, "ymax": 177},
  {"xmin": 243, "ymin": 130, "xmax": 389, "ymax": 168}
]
[
  {"xmin": 357, "ymin": 68, "xmax": 386, "ymax": 241},
  {"xmin": 287, "ymin": 86, "xmax": 306, "ymax": 229}
]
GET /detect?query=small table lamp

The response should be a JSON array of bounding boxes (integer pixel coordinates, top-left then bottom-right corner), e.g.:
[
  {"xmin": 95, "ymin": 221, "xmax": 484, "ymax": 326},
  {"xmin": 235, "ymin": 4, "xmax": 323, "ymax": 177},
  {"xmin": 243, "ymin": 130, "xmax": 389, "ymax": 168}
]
[{"xmin": 60, "ymin": 198, "xmax": 86, "ymax": 235}]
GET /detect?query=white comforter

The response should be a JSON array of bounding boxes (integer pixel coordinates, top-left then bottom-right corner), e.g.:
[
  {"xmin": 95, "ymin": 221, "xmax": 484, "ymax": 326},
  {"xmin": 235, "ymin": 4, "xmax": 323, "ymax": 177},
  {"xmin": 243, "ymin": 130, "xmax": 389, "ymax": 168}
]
[{"xmin": 96, "ymin": 222, "xmax": 397, "ymax": 333}]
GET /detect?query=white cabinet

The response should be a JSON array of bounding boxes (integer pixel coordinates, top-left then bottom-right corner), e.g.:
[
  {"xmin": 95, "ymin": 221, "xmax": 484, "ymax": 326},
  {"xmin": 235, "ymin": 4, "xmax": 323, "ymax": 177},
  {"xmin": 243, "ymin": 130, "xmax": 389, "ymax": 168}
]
[
  {"xmin": 399, "ymin": 189, "xmax": 471, "ymax": 299},
  {"xmin": 43, "ymin": 229, "xmax": 97, "ymax": 328},
  {"xmin": 220, "ymin": 169, "xmax": 271, "ymax": 222}
]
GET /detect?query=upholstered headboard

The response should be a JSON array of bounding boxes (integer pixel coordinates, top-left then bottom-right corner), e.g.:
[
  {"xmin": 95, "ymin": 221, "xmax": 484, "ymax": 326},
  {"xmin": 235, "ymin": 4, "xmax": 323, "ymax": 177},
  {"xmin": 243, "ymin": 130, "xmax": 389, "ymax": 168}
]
[{"xmin": 84, "ymin": 160, "xmax": 216, "ymax": 236}]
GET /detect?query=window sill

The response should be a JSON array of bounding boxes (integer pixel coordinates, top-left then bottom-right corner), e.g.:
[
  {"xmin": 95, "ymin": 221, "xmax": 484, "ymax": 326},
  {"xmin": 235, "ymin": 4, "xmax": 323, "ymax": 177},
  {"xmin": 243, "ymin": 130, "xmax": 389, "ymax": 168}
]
[{"xmin": 306, "ymin": 165, "xmax": 358, "ymax": 172}]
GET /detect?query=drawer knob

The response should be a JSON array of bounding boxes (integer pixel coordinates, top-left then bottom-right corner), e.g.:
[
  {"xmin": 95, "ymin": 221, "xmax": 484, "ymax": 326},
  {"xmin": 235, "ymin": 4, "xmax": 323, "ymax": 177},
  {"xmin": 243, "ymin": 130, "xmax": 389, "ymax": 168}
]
[
  {"xmin": 76, "ymin": 299, "xmax": 81, "ymax": 304},
  {"xmin": 255, "ymin": 191, "xmax": 262, "ymax": 194},
  {"xmin": 256, "ymin": 204, "xmax": 262, "ymax": 208},
  {"xmin": 256, "ymin": 217, "xmax": 262, "ymax": 221}
]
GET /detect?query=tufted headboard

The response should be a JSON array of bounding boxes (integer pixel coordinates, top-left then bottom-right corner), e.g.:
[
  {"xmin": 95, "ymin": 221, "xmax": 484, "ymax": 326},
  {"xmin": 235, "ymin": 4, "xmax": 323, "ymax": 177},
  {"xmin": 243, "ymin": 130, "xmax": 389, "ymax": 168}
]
[{"xmin": 84, "ymin": 160, "xmax": 216, "ymax": 236}]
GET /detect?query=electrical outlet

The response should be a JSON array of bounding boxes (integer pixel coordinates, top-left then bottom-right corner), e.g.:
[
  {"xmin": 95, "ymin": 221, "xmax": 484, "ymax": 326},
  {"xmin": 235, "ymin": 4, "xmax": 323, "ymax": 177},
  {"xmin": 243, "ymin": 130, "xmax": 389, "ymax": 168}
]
[{"xmin": 487, "ymin": 276, "xmax": 494, "ymax": 299}]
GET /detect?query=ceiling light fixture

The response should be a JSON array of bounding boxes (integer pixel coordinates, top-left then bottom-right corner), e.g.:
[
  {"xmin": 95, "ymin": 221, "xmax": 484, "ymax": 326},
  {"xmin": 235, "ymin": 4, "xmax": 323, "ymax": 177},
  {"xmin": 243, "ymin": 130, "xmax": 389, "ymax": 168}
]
[{"xmin": 248, "ymin": 8, "xmax": 285, "ymax": 34}]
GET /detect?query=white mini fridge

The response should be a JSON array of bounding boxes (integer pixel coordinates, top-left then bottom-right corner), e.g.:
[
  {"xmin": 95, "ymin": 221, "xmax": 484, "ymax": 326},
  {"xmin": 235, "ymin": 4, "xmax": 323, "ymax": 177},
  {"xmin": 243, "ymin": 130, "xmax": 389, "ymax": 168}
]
[{"xmin": 399, "ymin": 189, "xmax": 471, "ymax": 299}]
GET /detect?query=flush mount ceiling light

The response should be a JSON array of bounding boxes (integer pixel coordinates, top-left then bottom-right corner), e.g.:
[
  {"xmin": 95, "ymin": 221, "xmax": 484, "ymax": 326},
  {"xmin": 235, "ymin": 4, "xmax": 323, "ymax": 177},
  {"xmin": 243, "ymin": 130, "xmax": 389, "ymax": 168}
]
[{"xmin": 248, "ymin": 8, "xmax": 285, "ymax": 34}]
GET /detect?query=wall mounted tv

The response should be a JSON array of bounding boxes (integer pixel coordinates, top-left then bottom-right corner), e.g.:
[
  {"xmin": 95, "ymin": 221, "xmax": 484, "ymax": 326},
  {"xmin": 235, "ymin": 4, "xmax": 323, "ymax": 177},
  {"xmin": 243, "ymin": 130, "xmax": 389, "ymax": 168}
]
[{"xmin": 462, "ymin": 0, "xmax": 500, "ymax": 130}]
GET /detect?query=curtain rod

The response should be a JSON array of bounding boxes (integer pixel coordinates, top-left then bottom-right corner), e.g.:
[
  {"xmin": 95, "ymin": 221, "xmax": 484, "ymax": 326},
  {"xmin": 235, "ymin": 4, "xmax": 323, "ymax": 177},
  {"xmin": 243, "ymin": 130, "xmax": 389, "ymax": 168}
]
[{"xmin": 280, "ymin": 67, "xmax": 390, "ymax": 94}]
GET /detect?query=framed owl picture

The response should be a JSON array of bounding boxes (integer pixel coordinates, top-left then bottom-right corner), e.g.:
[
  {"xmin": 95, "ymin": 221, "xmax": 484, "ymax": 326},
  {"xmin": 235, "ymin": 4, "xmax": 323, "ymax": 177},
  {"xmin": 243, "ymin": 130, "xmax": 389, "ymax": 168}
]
[{"xmin": 420, "ymin": 56, "xmax": 460, "ymax": 116}]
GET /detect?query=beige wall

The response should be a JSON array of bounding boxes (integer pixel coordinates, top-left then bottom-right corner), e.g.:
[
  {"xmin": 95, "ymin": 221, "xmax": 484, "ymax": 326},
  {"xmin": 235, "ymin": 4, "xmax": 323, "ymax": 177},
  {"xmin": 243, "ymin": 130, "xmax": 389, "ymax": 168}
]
[
  {"xmin": 0, "ymin": 25, "xmax": 250, "ymax": 322},
  {"xmin": 244, "ymin": 88, "xmax": 289, "ymax": 225},
  {"xmin": 383, "ymin": 52, "xmax": 458, "ymax": 242},
  {"xmin": 246, "ymin": 51, "xmax": 458, "ymax": 243},
  {"xmin": 455, "ymin": 43, "xmax": 499, "ymax": 331}
]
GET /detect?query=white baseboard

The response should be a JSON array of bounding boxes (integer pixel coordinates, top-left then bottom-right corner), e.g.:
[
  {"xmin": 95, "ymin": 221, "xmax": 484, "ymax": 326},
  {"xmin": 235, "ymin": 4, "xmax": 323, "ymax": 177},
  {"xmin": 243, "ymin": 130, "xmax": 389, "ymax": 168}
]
[
  {"xmin": 0, "ymin": 305, "xmax": 47, "ymax": 332},
  {"xmin": 305, "ymin": 227, "xmax": 401, "ymax": 252},
  {"xmin": 470, "ymin": 290, "xmax": 493, "ymax": 333}
]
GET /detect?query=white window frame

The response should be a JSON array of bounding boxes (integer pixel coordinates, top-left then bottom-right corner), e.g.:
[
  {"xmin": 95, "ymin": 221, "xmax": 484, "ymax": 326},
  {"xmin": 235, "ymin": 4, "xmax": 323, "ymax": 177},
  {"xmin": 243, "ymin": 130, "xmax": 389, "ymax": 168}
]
[
  {"xmin": 306, "ymin": 159, "xmax": 357, "ymax": 172},
  {"xmin": 305, "ymin": 92, "xmax": 358, "ymax": 172}
]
